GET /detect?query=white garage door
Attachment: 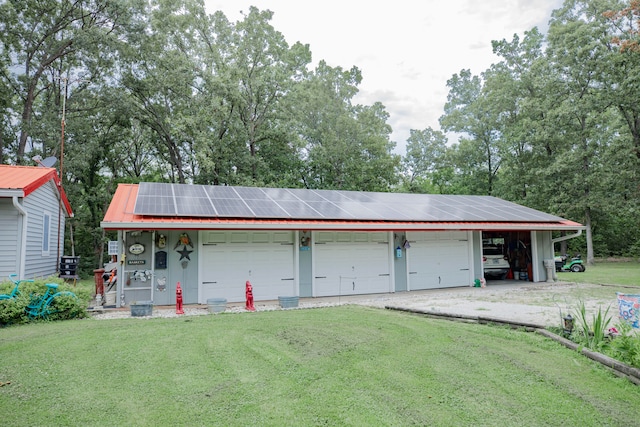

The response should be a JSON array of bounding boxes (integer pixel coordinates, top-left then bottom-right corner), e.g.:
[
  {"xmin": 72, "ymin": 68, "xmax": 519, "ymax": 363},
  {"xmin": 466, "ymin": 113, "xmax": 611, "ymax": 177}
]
[
  {"xmin": 199, "ymin": 231, "xmax": 295, "ymax": 303},
  {"xmin": 314, "ymin": 232, "xmax": 391, "ymax": 297},
  {"xmin": 407, "ymin": 231, "xmax": 471, "ymax": 290}
]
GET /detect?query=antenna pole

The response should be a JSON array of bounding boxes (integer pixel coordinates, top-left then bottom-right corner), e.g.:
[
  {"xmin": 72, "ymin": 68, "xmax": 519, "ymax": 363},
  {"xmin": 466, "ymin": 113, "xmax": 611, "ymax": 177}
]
[{"xmin": 60, "ymin": 77, "xmax": 67, "ymax": 180}]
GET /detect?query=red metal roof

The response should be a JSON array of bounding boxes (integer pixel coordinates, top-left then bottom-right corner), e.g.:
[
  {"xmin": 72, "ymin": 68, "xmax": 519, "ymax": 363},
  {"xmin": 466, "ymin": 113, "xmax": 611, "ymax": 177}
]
[
  {"xmin": 0, "ymin": 165, "xmax": 73, "ymax": 216},
  {"xmin": 101, "ymin": 183, "xmax": 584, "ymax": 232}
]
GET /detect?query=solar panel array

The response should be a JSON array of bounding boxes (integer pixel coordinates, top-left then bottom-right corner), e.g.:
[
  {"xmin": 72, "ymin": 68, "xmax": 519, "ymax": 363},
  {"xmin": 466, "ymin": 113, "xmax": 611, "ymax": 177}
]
[{"xmin": 133, "ymin": 182, "xmax": 564, "ymax": 222}]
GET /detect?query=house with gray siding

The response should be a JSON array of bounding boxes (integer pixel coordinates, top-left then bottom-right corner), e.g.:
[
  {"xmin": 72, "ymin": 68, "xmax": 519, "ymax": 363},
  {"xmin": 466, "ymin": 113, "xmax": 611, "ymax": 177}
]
[{"xmin": 0, "ymin": 165, "xmax": 73, "ymax": 280}]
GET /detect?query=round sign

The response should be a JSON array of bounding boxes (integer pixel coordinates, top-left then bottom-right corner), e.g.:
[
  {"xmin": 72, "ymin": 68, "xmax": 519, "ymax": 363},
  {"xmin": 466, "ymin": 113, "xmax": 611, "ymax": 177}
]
[{"xmin": 129, "ymin": 243, "xmax": 145, "ymax": 255}]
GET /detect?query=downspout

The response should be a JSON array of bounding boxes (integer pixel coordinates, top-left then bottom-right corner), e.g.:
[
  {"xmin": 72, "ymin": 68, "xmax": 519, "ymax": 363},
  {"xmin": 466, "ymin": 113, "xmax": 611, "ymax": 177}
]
[
  {"xmin": 551, "ymin": 230, "xmax": 583, "ymax": 245},
  {"xmin": 12, "ymin": 196, "xmax": 28, "ymax": 279}
]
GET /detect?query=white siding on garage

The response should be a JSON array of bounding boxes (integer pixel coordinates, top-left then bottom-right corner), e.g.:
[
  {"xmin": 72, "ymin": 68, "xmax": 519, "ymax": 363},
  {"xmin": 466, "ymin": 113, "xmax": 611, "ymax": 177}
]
[
  {"xmin": 199, "ymin": 231, "xmax": 295, "ymax": 303},
  {"xmin": 313, "ymin": 231, "xmax": 391, "ymax": 297},
  {"xmin": 407, "ymin": 231, "xmax": 472, "ymax": 290}
]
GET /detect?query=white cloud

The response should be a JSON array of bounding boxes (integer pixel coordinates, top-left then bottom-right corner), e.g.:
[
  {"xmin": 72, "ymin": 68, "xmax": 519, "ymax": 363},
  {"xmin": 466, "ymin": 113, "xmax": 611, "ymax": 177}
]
[{"xmin": 204, "ymin": 0, "xmax": 565, "ymax": 154}]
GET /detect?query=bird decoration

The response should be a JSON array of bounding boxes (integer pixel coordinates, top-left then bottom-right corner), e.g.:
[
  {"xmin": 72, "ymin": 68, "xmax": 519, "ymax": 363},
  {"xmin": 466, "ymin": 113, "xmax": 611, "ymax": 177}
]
[{"xmin": 174, "ymin": 233, "xmax": 193, "ymax": 250}]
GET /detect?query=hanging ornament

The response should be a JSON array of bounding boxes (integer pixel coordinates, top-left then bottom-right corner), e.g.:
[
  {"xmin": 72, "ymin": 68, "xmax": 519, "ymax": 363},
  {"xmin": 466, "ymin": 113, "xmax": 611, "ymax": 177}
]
[{"xmin": 174, "ymin": 233, "xmax": 193, "ymax": 249}]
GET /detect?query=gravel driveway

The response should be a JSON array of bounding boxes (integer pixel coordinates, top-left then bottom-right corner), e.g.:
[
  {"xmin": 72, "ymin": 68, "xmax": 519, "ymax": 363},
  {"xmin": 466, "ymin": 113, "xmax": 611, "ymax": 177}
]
[{"xmin": 92, "ymin": 280, "xmax": 629, "ymax": 328}]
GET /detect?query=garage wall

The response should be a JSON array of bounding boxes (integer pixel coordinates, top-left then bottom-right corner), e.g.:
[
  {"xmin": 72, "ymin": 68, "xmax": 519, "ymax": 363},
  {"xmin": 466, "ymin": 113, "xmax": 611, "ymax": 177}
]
[
  {"xmin": 471, "ymin": 231, "xmax": 483, "ymax": 281},
  {"xmin": 155, "ymin": 230, "xmax": 198, "ymax": 305},
  {"xmin": 533, "ymin": 230, "xmax": 554, "ymax": 282},
  {"xmin": 393, "ymin": 232, "xmax": 408, "ymax": 292},
  {"xmin": 120, "ymin": 231, "xmax": 154, "ymax": 305}
]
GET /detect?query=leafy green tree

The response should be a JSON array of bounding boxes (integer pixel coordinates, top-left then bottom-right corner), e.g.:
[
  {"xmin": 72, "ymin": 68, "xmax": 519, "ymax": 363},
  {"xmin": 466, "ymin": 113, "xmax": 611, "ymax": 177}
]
[
  {"xmin": 0, "ymin": 0, "xmax": 143, "ymax": 164},
  {"xmin": 186, "ymin": 7, "xmax": 311, "ymax": 187},
  {"xmin": 293, "ymin": 61, "xmax": 399, "ymax": 191},
  {"xmin": 544, "ymin": 0, "xmax": 626, "ymax": 263},
  {"xmin": 401, "ymin": 127, "xmax": 448, "ymax": 193},
  {"xmin": 439, "ymin": 69, "xmax": 502, "ymax": 195},
  {"xmin": 118, "ymin": 0, "xmax": 204, "ymax": 183}
]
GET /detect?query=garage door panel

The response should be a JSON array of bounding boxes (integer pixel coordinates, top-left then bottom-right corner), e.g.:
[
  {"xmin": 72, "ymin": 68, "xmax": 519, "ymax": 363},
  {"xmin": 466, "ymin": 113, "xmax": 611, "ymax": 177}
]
[
  {"xmin": 315, "ymin": 243, "xmax": 389, "ymax": 297},
  {"xmin": 408, "ymin": 232, "xmax": 471, "ymax": 290},
  {"xmin": 249, "ymin": 247, "xmax": 295, "ymax": 300},
  {"xmin": 201, "ymin": 243, "xmax": 294, "ymax": 303}
]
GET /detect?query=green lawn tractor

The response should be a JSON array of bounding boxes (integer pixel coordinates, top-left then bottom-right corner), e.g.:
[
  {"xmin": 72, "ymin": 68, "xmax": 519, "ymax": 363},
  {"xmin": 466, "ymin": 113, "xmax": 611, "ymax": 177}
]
[{"xmin": 554, "ymin": 254, "xmax": 586, "ymax": 272}]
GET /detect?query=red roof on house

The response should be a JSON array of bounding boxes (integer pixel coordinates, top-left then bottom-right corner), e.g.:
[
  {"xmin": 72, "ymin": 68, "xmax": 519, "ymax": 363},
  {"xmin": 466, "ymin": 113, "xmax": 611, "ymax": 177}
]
[
  {"xmin": 101, "ymin": 183, "xmax": 584, "ymax": 232},
  {"xmin": 0, "ymin": 165, "xmax": 73, "ymax": 216}
]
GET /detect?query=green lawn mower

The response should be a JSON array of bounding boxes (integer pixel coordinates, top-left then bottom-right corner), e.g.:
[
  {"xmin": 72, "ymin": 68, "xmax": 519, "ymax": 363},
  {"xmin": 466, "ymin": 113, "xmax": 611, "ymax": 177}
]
[{"xmin": 554, "ymin": 254, "xmax": 586, "ymax": 272}]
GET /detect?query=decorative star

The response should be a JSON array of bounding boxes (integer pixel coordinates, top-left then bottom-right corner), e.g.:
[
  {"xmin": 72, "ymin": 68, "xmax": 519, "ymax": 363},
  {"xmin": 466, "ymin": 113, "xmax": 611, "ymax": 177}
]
[{"xmin": 177, "ymin": 245, "xmax": 193, "ymax": 261}]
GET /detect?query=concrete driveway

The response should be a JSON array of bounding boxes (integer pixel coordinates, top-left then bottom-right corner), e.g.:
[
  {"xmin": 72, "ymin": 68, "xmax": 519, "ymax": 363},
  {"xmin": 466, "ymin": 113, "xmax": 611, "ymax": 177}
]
[
  {"xmin": 308, "ymin": 280, "xmax": 626, "ymax": 328},
  {"xmin": 93, "ymin": 280, "xmax": 629, "ymax": 327}
]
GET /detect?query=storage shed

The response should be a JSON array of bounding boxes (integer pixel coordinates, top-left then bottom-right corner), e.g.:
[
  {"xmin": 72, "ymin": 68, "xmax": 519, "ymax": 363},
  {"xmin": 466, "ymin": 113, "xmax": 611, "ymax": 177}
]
[
  {"xmin": 0, "ymin": 165, "xmax": 73, "ymax": 279},
  {"xmin": 100, "ymin": 182, "xmax": 585, "ymax": 307}
]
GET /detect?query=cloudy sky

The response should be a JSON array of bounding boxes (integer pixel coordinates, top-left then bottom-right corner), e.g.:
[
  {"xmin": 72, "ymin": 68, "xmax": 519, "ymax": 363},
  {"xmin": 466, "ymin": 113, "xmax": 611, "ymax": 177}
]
[{"xmin": 204, "ymin": 0, "xmax": 565, "ymax": 154}]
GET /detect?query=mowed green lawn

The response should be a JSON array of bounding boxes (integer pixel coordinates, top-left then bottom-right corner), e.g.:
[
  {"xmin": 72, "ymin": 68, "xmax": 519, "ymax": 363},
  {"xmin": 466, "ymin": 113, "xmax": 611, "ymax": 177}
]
[
  {"xmin": 1, "ymin": 305, "xmax": 640, "ymax": 426},
  {"xmin": 556, "ymin": 259, "xmax": 640, "ymax": 287}
]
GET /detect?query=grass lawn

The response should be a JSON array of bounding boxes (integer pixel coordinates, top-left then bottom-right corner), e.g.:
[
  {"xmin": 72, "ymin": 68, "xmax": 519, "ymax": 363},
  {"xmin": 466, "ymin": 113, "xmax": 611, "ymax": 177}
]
[
  {"xmin": 557, "ymin": 259, "xmax": 640, "ymax": 287},
  {"xmin": 2, "ymin": 306, "xmax": 640, "ymax": 426}
]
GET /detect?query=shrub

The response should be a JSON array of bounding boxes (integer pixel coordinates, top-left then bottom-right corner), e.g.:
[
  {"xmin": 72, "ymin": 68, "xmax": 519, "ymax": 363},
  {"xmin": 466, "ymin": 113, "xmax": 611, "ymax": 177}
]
[
  {"xmin": 0, "ymin": 277, "xmax": 88, "ymax": 326},
  {"xmin": 609, "ymin": 322, "xmax": 640, "ymax": 368}
]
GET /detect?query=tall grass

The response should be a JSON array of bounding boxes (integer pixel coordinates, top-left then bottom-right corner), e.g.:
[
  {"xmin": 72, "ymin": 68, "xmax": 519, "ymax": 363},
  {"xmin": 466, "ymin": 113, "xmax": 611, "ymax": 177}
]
[{"xmin": 572, "ymin": 299, "xmax": 612, "ymax": 351}]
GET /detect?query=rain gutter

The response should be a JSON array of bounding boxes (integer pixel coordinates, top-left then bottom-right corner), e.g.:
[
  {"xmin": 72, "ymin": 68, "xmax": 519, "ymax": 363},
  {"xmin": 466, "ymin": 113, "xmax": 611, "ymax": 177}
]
[
  {"xmin": 551, "ymin": 229, "xmax": 583, "ymax": 244},
  {"xmin": 12, "ymin": 196, "xmax": 27, "ymax": 279}
]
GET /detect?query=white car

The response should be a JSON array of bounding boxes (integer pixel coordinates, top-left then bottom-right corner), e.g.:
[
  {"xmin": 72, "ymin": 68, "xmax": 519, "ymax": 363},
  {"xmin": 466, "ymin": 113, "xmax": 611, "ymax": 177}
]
[{"xmin": 483, "ymin": 246, "xmax": 510, "ymax": 279}]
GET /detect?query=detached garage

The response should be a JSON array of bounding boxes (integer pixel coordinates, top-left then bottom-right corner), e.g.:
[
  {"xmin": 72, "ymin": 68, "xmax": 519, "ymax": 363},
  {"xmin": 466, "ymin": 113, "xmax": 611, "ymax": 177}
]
[{"xmin": 101, "ymin": 183, "xmax": 585, "ymax": 307}]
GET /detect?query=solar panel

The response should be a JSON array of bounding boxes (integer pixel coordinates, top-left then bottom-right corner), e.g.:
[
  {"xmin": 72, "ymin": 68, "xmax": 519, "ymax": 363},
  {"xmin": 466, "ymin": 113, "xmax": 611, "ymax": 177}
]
[
  {"xmin": 132, "ymin": 182, "xmax": 566, "ymax": 223},
  {"xmin": 213, "ymin": 197, "xmax": 255, "ymax": 217},
  {"xmin": 288, "ymin": 189, "xmax": 328, "ymax": 202},
  {"xmin": 235, "ymin": 187, "xmax": 269, "ymax": 200},
  {"xmin": 243, "ymin": 199, "xmax": 289, "ymax": 218},
  {"xmin": 277, "ymin": 200, "xmax": 324, "ymax": 218},
  {"xmin": 206, "ymin": 186, "xmax": 240, "ymax": 199},
  {"xmin": 175, "ymin": 194, "xmax": 215, "ymax": 216},
  {"xmin": 135, "ymin": 194, "xmax": 175, "ymax": 215},
  {"xmin": 262, "ymin": 188, "xmax": 303, "ymax": 201},
  {"xmin": 304, "ymin": 201, "xmax": 354, "ymax": 219}
]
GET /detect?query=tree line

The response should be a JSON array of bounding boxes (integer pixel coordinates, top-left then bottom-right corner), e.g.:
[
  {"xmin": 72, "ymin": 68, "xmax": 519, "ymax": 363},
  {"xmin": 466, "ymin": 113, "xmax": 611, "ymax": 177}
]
[{"xmin": 1, "ymin": 0, "xmax": 638, "ymax": 271}]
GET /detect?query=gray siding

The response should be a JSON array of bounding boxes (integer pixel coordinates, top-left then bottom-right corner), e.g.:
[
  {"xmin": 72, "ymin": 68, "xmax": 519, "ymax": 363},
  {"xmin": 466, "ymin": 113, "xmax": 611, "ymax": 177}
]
[
  {"xmin": 0, "ymin": 198, "xmax": 20, "ymax": 278},
  {"xmin": 22, "ymin": 183, "xmax": 65, "ymax": 278}
]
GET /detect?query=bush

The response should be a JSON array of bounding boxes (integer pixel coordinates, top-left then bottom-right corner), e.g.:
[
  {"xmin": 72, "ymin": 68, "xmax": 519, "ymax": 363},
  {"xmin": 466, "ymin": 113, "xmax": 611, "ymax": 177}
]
[
  {"xmin": 0, "ymin": 277, "xmax": 88, "ymax": 326},
  {"xmin": 609, "ymin": 323, "xmax": 640, "ymax": 368}
]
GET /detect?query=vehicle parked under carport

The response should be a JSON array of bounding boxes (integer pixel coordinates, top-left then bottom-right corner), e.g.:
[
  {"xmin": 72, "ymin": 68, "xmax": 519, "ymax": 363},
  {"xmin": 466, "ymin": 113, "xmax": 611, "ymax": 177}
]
[{"xmin": 483, "ymin": 245, "xmax": 510, "ymax": 279}]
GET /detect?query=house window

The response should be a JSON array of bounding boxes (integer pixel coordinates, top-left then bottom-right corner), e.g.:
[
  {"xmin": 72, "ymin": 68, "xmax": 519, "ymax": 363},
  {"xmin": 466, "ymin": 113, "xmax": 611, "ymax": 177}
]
[{"xmin": 42, "ymin": 212, "xmax": 51, "ymax": 256}]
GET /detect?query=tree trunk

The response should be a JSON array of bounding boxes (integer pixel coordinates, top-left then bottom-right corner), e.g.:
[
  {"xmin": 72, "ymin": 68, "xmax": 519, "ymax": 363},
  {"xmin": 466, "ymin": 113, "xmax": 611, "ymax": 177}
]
[{"xmin": 585, "ymin": 206, "xmax": 595, "ymax": 265}]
